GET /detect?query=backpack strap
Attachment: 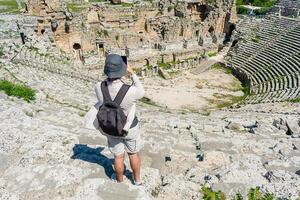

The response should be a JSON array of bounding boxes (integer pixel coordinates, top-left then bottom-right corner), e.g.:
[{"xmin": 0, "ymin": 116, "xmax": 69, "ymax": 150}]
[
  {"xmin": 113, "ymin": 84, "xmax": 130, "ymax": 105},
  {"xmin": 101, "ymin": 81, "xmax": 113, "ymax": 102}
]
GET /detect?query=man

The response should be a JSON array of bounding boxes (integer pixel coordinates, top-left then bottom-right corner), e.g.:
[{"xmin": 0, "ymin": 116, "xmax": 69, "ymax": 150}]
[{"xmin": 87, "ymin": 54, "xmax": 145, "ymax": 184}]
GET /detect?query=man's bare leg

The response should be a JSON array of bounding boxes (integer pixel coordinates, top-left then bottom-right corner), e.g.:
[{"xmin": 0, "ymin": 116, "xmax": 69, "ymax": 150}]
[
  {"xmin": 114, "ymin": 153, "xmax": 125, "ymax": 182},
  {"xmin": 128, "ymin": 152, "xmax": 141, "ymax": 183}
]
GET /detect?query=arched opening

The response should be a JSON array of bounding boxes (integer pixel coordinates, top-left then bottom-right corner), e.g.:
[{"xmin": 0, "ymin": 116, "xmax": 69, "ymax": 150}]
[
  {"xmin": 180, "ymin": 25, "xmax": 184, "ymax": 36},
  {"xmin": 195, "ymin": 30, "xmax": 199, "ymax": 38},
  {"xmin": 73, "ymin": 43, "xmax": 81, "ymax": 50},
  {"xmin": 198, "ymin": 36, "xmax": 204, "ymax": 46},
  {"xmin": 65, "ymin": 21, "xmax": 70, "ymax": 33},
  {"xmin": 41, "ymin": 29, "xmax": 45, "ymax": 34},
  {"xmin": 231, "ymin": 39, "xmax": 238, "ymax": 48},
  {"xmin": 96, "ymin": 40, "xmax": 105, "ymax": 58},
  {"xmin": 73, "ymin": 43, "xmax": 84, "ymax": 63},
  {"xmin": 197, "ymin": 5, "xmax": 212, "ymax": 21},
  {"xmin": 161, "ymin": 28, "xmax": 166, "ymax": 40},
  {"xmin": 208, "ymin": 26, "xmax": 215, "ymax": 34},
  {"xmin": 140, "ymin": 38, "xmax": 143, "ymax": 42},
  {"xmin": 223, "ymin": 23, "xmax": 236, "ymax": 44},
  {"xmin": 51, "ymin": 20, "xmax": 58, "ymax": 32}
]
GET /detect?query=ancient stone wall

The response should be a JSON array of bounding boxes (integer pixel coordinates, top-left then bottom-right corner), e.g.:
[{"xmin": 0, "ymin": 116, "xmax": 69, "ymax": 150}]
[{"xmin": 24, "ymin": 0, "xmax": 237, "ymax": 67}]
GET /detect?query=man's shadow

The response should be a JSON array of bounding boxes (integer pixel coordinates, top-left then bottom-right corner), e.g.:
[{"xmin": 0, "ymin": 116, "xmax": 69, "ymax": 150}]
[{"xmin": 71, "ymin": 144, "xmax": 132, "ymax": 180}]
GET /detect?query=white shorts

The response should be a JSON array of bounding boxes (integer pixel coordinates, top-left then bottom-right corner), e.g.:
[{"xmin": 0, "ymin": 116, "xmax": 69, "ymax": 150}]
[{"xmin": 106, "ymin": 125, "xmax": 141, "ymax": 156}]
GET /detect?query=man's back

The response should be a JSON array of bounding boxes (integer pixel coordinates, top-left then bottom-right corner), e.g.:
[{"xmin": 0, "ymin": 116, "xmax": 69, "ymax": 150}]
[{"xmin": 95, "ymin": 74, "xmax": 145, "ymax": 132}]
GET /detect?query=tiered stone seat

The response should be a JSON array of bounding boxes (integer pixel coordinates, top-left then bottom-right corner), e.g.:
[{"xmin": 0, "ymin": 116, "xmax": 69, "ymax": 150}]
[
  {"xmin": 227, "ymin": 16, "xmax": 300, "ymax": 104},
  {"xmin": 230, "ymin": 16, "xmax": 299, "ymax": 62},
  {"xmin": 13, "ymin": 47, "xmax": 99, "ymax": 83}
]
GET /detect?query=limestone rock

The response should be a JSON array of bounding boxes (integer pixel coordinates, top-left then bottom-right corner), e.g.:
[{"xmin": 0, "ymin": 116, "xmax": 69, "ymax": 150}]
[
  {"xmin": 203, "ymin": 151, "xmax": 230, "ymax": 168},
  {"xmin": 226, "ymin": 121, "xmax": 244, "ymax": 131},
  {"xmin": 158, "ymin": 68, "xmax": 170, "ymax": 80},
  {"xmin": 286, "ymin": 119, "xmax": 300, "ymax": 137}
]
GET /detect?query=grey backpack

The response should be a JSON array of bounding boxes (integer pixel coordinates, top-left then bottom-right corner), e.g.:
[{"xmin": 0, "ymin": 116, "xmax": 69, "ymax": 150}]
[{"xmin": 97, "ymin": 81, "xmax": 130, "ymax": 137}]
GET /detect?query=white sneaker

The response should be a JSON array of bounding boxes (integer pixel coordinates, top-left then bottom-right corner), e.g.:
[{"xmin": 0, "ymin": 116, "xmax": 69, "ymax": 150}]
[{"xmin": 134, "ymin": 180, "xmax": 143, "ymax": 186}]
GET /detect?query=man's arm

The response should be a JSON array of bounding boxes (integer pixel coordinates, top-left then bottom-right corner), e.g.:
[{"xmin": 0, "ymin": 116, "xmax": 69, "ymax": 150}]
[
  {"xmin": 127, "ymin": 65, "xmax": 145, "ymax": 100},
  {"xmin": 131, "ymin": 74, "xmax": 145, "ymax": 100},
  {"xmin": 95, "ymin": 82, "xmax": 103, "ymax": 104}
]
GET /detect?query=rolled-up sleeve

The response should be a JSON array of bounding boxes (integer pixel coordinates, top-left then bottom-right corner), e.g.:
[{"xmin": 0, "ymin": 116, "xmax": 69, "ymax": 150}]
[
  {"xmin": 95, "ymin": 82, "xmax": 103, "ymax": 104},
  {"xmin": 131, "ymin": 74, "xmax": 145, "ymax": 100}
]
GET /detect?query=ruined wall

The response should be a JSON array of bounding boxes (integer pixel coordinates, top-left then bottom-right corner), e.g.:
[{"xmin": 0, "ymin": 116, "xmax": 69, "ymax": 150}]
[
  {"xmin": 24, "ymin": 0, "xmax": 237, "ymax": 67},
  {"xmin": 25, "ymin": 0, "xmax": 62, "ymax": 15}
]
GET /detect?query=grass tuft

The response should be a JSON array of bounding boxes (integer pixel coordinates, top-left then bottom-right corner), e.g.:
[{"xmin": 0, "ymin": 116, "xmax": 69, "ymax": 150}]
[
  {"xmin": 289, "ymin": 97, "xmax": 300, "ymax": 103},
  {"xmin": 201, "ymin": 186, "xmax": 283, "ymax": 200},
  {"xmin": 211, "ymin": 63, "xmax": 232, "ymax": 74},
  {"xmin": 0, "ymin": 80, "xmax": 36, "ymax": 102},
  {"xmin": 208, "ymin": 51, "xmax": 217, "ymax": 57},
  {"xmin": 139, "ymin": 97, "xmax": 158, "ymax": 106},
  {"xmin": 67, "ymin": 3, "xmax": 87, "ymax": 13},
  {"xmin": 121, "ymin": 2, "xmax": 133, "ymax": 7},
  {"xmin": 201, "ymin": 186, "xmax": 226, "ymax": 200},
  {"xmin": 0, "ymin": 46, "xmax": 4, "ymax": 57},
  {"xmin": 0, "ymin": 0, "xmax": 23, "ymax": 14}
]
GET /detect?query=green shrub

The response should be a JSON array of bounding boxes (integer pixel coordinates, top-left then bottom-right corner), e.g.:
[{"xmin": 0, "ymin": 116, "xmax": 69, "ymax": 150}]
[
  {"xmin": 251, "ymin": 0, "xmax": 277, "ymax": 7},
  {"xmin": 208, "ymin": 51, "xmax": 217, "ymax": 57},
  {"xmin": 205, "ymin": 0, "xmax": 217, "ymax": 4},
  {"xmin": 290, "ymin": 98, "xmax": 300, "ymax": 103},
  {"xmin": 236, "ymin": 0, "xmax": 243, "ymax": 5},
  {"xmin": 89, "ymin": 0, "xmax": 105, "ymax": 2},
  {"xmin": 211, "ymin": 63, "xmax": 232, "ymax": 74},
  {"xmin": 252, "ymin": 35, "xmax": 260, "ymax": 43},
  {"xmin": 233, "ymin": 193, "xmax": 244, "ymax": 200},
  {"xmin": 236, "ymin": 0, "xmax": 277, "ymax": 7},
  {"xmin": 67, "ymin": 3, "xmax": 86, "ymax": 13},
  {"xmin": 201, "ymin": 186, "xmax": 226, "ymax": 200},
  {"xmin": 157, "ymin": 62, "xmax": 171, "ymax": 69},
  {"xmin": 167, "ymin": 6, "xmax": 173, "ymax": 12},
  {"xmin": 0, "ymin": 80, "xmax": 36, "ymax": 102},
  {"xmin": 0, "ymin": 46, "xmax": 4, "ymax": 57},
  {"xmin": 201, "ymin": 186, "xmax": 279, "ymax": 200},
  {"xmin": 237, "ymin": 5, "xmax": 248, "ymax": 14},
  {"xmin": 0, "ymin": 0, "xmax": 22, "ymax": 13},
  {"xmin": 139, "ymin": 97, "xmax": 157, "ymax": 106},
  {"xmin": 248, "ymin": 187, "xmax": 262, "ymax": 200},
  {"xmin": 254, "ymin": 7, "xmax": 271, "ymax": 15},
  {"xmin": 121, "ymin": 2, "xmax": 132, "ymax": 7},
  {"xmin": 97, "ymin": 30, "xmax": 109, "ymax": 37}
]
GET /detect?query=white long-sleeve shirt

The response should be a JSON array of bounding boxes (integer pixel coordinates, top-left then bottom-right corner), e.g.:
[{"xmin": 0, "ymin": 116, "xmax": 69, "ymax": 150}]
[{"xmin": 94, "ymin": 74, "xmax": 145, "ymax": 131}]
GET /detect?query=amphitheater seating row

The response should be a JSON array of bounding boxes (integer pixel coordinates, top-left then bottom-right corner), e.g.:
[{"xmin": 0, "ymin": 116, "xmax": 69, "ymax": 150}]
[
  {"xmin": 14, "ymin": 47, "xmax": 98, "ymax": 83},
  {"xmin": 227, "ymin": 16, "xmax": 300, "ymax": 104}
]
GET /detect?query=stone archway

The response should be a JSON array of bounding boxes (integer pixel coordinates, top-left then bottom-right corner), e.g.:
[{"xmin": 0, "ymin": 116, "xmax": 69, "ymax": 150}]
[
  {"xmin": 208, "ymin": 26, "xmax": 217, "ymax": 44},
  {"xmin": 223, "ymin": 23, "xmax": 236, "ymax": 44},
  {"xmin": 197, "ymin": 4, "xmax": 212, "ymax": 21},
  {"xmin": 96, "ymin": 40, "xmax": 105, "ymax": 58},
  {"xmin": 73, "ymin": 43, "xmax": 84, "ymax": 63}
]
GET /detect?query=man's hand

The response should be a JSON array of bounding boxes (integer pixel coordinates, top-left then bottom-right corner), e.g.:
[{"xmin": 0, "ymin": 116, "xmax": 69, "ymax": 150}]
[{"xmin": 127, "ymin": 65, "xmax": 135, "ymax": 75}]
